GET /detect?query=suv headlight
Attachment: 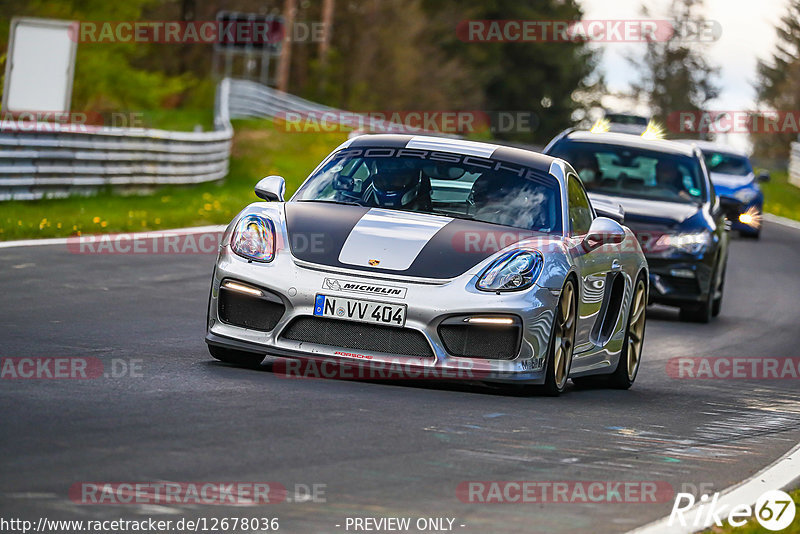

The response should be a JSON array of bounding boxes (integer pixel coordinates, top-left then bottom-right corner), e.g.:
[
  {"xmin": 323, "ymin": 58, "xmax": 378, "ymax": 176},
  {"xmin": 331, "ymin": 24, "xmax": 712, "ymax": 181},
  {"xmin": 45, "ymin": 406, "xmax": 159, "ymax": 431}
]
[
  {"xmin": 477, "ymin": 250, "xmax": 544, "ymax": 292},
  {"xmin": 231, "ymin": 214, "xmax": 275, "ymax": 262},
  {"xmin": 733, "ymin": 188, "xmax": 758, "ymax": 203},
  {"xmin": 655, "ymin": 231, "xmax": 711, "ymax": 254}
]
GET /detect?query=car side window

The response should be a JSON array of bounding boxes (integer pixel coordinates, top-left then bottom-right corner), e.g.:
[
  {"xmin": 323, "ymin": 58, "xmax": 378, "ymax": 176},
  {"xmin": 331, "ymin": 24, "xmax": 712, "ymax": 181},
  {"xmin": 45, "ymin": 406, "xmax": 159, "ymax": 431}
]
[{"xmin": 568, "ymin": 174, "xmax": 594, "ymax": 236}]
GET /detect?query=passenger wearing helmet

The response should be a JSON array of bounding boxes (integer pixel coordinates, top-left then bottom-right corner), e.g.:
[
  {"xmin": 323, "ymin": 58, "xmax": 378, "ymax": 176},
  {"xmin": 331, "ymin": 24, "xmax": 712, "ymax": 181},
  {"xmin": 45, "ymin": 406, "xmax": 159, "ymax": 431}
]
[{"xmin": 366, "ymin": 159, "xmax": 431, "ymax": 210}]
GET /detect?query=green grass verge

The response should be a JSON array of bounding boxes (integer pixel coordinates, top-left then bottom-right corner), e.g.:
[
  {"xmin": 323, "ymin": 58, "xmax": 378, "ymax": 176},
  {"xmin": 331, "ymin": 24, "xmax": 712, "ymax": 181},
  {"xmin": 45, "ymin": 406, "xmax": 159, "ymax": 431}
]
[
  {"xmin": 700, "ymin": 488, "xmax": 799, "ymax": 533},
  {"xmin": 761, "ymin": 170, "xmax": 800, "ymax": 222},
  {"xmin": 0, "ymin": 119, "xmax": 347, "ymax": 240},
  {"xmin": 5, "ymin": 124, "xmax": 799, "ymax": 240}
]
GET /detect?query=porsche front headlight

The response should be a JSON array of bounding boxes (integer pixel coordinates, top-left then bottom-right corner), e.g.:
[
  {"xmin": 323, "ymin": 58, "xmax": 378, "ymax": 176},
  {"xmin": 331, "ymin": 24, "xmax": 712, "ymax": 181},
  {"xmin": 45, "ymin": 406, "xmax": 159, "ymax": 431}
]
[
  {"xmin": 477, "ymin": 250, "xmax": 544, "ymax": 292},
  {"xmin": 655, "ymin": 231, "xmax": 711, "ymax": 254},
  {"xmin": 230, "ymin": 215, "xmax": 275, "ymax": 262}
]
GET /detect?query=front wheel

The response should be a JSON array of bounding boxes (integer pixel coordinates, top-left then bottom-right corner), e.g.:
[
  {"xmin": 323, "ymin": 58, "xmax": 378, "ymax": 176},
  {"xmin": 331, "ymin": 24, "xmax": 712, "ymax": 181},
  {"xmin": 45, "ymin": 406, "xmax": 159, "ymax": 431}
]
[{"xmin": 541, "ymin": 278, "xmax": 578, "ymax": 396}]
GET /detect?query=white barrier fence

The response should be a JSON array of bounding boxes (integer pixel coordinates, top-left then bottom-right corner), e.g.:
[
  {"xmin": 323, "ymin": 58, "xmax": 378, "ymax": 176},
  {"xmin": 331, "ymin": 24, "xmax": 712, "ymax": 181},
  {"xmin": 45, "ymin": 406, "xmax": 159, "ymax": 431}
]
[
  {"xmin": 0, "ymin": 80, "xmax": 234, "ymax": 201},
  {"xmin": 226, "ymin": 78, "xmax": 458, "ymax": 137}
]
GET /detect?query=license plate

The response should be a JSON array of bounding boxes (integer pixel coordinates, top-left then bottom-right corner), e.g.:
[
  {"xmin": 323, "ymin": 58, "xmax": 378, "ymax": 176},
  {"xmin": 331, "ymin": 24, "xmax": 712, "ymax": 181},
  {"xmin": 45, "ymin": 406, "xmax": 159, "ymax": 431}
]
[{"xmin": 314, "ymin": 295, "xmax": 406, "ymax": 327}]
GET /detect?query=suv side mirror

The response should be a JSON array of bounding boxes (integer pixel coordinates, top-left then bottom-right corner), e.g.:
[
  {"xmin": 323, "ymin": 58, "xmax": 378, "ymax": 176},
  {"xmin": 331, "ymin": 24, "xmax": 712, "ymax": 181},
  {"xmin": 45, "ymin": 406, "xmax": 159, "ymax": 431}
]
[
  {"xmin": 255, "ymin": 175, "xmax": 286, "ymax": 201},
  {"xmin": 757, "ymin": 170, "xmax": 770, "ymax": 182},
  {"xmin": 583, "ymin": 217, "xmax": 626, "ymax": 252}
]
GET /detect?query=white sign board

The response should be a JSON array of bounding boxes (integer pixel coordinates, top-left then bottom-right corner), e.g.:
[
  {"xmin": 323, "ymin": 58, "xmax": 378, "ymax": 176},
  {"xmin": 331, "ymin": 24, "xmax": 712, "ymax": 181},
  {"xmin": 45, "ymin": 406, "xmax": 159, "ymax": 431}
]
[{"xmin": 2, "ymin": 18, "xmax": 77, "ymax": 114}]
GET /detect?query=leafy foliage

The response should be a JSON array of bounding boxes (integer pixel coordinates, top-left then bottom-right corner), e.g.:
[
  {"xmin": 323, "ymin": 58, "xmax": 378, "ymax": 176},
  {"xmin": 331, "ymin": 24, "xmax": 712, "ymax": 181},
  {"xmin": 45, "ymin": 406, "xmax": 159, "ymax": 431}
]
[
  {"xmin": 753, "ymin": 0, "xmax": 800, "ymax": 163},
  {"xmin": 628, "ymin": 0, "xmax": 720, "ymax": 131}
]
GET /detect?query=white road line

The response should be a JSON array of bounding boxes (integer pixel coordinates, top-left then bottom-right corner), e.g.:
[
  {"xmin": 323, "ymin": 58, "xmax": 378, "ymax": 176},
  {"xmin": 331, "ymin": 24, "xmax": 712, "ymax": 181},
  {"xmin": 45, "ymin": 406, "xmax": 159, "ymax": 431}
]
[
  {"xmin": 0, "ymin": 225, "xmax": 227, "ymax": 249},
  {"xmin": 627, "ymin": 441, "xmax": 800, "ymax": 534},
  {"xmin": 763, "ymin": 213, "xmax": 800, "ymax": 231}
]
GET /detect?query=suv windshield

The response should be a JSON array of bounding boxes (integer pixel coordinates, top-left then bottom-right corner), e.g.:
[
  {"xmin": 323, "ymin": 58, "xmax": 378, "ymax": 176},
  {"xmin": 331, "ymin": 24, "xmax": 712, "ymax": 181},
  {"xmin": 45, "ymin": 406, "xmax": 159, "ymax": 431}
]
[
  {"xmin": 550, "ymin": 140, "xmax": 706, "ymax": 204},
  {"xmin": 702, "ymin": 151, "xmax": 753, "ymax": 176},
  {"xmin": 293, "ymin": 147, "xmax": 563, "ymax": 234}
]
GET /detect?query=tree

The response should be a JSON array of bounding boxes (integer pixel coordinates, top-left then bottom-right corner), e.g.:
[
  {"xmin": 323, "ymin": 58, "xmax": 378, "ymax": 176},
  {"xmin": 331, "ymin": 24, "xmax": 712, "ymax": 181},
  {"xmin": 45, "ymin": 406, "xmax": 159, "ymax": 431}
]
[
  {"xmin": 628, "ymin": 0, "xmax": 720, "ymax": 135},
  {"xmin": 753, "ymin": 0, "xmax": 800, "ymax": 164},
  {"xmin": 421, "ymin": 0, "xmax": 602, "ymax": 144}
]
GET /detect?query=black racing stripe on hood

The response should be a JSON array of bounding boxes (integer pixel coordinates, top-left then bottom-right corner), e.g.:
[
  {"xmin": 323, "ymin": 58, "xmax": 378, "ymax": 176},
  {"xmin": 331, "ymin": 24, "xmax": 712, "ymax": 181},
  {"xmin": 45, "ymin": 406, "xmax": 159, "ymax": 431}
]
[
  {"xmin": 405, "ymin": 218, "xmax": 539, "ymax": 278},
  {"xmin": 285, "ymin": 202, "xmax": 370, "ymax": 264},
  {"xmin": 284, "ymin": 202, "xmax": 541, "ymax": 279}
]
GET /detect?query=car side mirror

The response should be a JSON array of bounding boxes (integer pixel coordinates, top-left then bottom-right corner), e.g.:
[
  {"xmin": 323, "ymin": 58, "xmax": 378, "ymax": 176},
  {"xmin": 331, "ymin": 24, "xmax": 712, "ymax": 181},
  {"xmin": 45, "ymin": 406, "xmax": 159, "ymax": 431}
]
[
  {"xmin": 757, "ymin": 170, "xmax": 770, "ymax": 182},
  {"xmin": 255, "ymin": 175, "xmax": 286, "ymax": 201},
  {"xmin": 583, "ymin": 217, "xmax": 626, "ymax": 252}
]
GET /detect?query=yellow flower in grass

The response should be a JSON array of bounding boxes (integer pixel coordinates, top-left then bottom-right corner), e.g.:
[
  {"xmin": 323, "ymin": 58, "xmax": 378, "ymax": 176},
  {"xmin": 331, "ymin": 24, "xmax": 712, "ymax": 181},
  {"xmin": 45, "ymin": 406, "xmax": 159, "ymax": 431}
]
[{"xmin": 100, "ymin": 221, "xmax": 108, "ymax": 228}]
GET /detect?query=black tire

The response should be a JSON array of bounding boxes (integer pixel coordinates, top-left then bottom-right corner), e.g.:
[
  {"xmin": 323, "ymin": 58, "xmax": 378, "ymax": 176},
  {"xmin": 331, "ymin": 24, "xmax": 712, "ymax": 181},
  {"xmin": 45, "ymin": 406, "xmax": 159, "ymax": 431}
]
[
  {"xmin": 679, "ymin": 262, "xmax": 718, "ymax": 323},
  {"xmin": 208, "ymin": 345, "xmax": 264, "ymax": 368},
  {"xmin": 739, "ymin": 229, "xmax": 761, "ymax": 239},
  {"xmin": 679, "ymin": 299, "xmax": 712, "ymax": 323},
  {"xmin": 541, "ymin": 278, "xmax": 578, "ymax": 396},
  {"xmin": 712, "ymin": 265, "xmax": 726, "ymax": 318}
]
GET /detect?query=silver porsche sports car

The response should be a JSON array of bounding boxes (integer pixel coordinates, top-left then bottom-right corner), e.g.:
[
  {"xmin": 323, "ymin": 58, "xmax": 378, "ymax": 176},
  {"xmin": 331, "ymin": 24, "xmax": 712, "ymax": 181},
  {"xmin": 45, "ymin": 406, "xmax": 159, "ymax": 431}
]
[{"xmin": 205, "ymin": 135, "xmax": 648, "ymax": 395}]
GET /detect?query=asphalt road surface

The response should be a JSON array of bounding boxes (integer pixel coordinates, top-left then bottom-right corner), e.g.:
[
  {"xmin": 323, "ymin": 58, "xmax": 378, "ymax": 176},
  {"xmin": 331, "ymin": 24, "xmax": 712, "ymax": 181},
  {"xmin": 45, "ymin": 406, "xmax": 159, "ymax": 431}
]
[{"xmin": 1, "ymin": 221, "xmax": 799, "ymax": 534}]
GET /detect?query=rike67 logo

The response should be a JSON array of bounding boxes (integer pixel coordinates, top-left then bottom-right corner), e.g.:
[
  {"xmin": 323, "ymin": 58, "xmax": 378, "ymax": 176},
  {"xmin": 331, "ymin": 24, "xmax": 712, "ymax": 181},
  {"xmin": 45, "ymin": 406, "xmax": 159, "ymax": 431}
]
[{"xmin": 669, "ymin": 489, "xmax": 796, "ymax": 531}]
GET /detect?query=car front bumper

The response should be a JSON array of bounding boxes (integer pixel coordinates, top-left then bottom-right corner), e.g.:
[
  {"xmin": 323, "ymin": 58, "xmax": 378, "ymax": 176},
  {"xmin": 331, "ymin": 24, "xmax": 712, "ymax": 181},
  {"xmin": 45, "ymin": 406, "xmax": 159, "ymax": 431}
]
[
  {"xmin": 206, "ymin": 246, "xmax": 560, "ymax": 384},
  {"xmin": 645, "ymin": 256, "xmax": 715, "ymax": 307}
]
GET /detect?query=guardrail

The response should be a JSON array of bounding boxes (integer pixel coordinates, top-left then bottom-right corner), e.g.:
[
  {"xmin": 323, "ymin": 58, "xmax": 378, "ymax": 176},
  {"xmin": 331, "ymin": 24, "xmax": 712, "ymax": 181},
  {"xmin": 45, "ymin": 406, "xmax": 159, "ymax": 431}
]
[
  {"xmin": 790, "ymin": 141, "xmax": 800, "ymax": 188},
  {"xmin": 226, "ymin": 78, "xmax": 458, "ymax": 137},
  {"xmin": 0, "ymin": 80, "xmax": 233, "ymax": 201}
]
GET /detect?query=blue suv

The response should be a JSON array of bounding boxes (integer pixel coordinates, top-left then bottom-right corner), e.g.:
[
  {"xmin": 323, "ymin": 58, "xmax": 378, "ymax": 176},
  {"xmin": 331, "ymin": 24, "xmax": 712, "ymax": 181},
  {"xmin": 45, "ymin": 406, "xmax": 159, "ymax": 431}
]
[{"xmin": 677, "ymin": 140, "xmax": 767, "ymax": 239}]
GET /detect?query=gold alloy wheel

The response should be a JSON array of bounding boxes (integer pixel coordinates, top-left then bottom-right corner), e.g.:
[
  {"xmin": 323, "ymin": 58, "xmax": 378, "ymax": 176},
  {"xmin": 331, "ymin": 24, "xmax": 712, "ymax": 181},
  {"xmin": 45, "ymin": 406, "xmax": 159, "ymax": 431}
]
[
  {"xmin": 626, "ymin": 279, "xmax": 647, "ymax": 380},
  {"xmin": 553, "ymin": 280, "xmax": 577, "ymax": 389}
]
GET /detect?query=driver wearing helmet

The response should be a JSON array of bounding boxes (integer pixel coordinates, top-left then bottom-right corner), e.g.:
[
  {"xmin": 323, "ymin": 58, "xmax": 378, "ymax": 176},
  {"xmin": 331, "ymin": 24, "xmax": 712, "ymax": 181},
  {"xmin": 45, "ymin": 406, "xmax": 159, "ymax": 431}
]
[{"xmin": 366, "ymin": 159, "xmax": 430, "ymax": 210}]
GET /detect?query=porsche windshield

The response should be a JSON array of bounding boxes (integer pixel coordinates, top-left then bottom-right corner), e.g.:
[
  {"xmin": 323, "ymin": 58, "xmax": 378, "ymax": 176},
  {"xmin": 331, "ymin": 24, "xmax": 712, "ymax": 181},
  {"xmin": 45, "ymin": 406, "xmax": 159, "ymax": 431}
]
[
  {"xmin": 550, "ymin": 141, "xmax": 707, "ymax": 204},
  {"xmin": 293, "ymin": 147, "xmax": 563, "ymax": 234}
]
